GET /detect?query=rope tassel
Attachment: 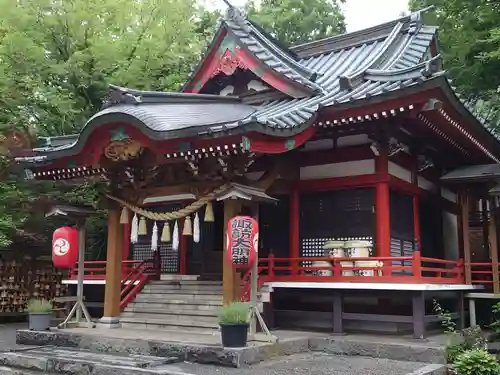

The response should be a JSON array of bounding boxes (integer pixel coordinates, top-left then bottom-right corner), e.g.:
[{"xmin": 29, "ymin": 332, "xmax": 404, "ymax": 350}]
[
  {"xmin": 204, "ymin": 202, "xmax": 214, "ymax": 222},
  {"xmin": 138, "ymin": 216, "xmax": 147, "ymax": 236},
  {"xmin": 130, "ymin": 214, "xmax": 139, "ymax": 244},
  {"xmin": 119, "ymin": 207, "xmax": 129, "ymax": 224},
  {"xmin": 193, "ymin": 212, "xmax": 200, "ymax": 243},
  {"xmin": 183, "ymin": 215, "xmax": 192, "ymax": 236},
  {"xmin": 151, "ymin": 221, "xmax": 158, "ymax": 251},
  {"xmin": 161, "ymin": 222, "xmax": 171, "ymax": 243},
  {"xmin": 172, "ymin": 221, "xmax": 179, "ymax": 252}
]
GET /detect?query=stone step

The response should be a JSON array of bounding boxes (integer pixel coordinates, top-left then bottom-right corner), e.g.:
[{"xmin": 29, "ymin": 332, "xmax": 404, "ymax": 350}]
[
  {"xmin": 144, "ymin": 284, "xmax": 223, "ymax": 292},
  {"xmin": 0, "ymin": 366, "xmax": 59, "ymax": 375},
  {"xmin": 152, "ymin": 279, "xmax": 223, "ymax": 286},
  {"xmin": 120, "ymin": 317, "xmax": 219, "ymax": 331},
  {"xmin": 159, "ymin": 274, "xmax": 198, "ymax": 281},
  {"xmin": 0, "ymin": 348, "xmax": 182, "ymax": 375},
  {"xmin": 140, "ymin": 288, "xmax": 223, "ymax": 295},
  {"xmin": 125, "ymin": 303, "xmax": 220, "ymax": 314},
  {"xmin": 121, "ymin": 311, "xmax": 218, "ymax": 324},
  {"xmin": 128, "ymin": 299, "xmax": 223, "ymax": 308},
  {"xmin": 134, "ymin": 293, "xmax": 222, "ymax": 302}
]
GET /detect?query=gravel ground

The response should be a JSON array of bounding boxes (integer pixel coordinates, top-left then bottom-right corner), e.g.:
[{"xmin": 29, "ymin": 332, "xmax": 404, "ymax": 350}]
[
  {"xmin": 175, "ymin": 352, "xmax": 424, "ymax": 375},
  {"xmin": 0, "ymin": 324, "xmax": 428, "ymax": 375}
]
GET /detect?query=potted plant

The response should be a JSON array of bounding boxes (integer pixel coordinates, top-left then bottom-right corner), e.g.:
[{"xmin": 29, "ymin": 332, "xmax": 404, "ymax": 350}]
[
  {"xmin": 218, "ymin": 302, "xmax": 250, "ymax": 348},
  {"xmin": 26, "ymin": 299, "xmax": 53, "ymax": 331}
]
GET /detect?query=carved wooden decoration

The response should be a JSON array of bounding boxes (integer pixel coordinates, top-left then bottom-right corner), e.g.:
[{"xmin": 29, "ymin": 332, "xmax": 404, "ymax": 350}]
[
  {"xmin": 104, "ymin": 139, "xmax": 143, "ymax": 161},
  {"xmin": 211, "ymin": 49, "xmax": 248, "ymax": 78}
]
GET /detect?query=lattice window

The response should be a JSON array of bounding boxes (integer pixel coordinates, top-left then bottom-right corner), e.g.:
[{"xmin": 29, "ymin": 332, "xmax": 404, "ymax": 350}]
[
  {"xmin": 131, "ymin": 242, "xmax": 179, "ymax": 274},
  {"xmin": 390, "ymin": 237, "xmax": 415, "ymax": 275},
  {"xmin": 131, "ymin": 203, "xmax": 181, "ymax": 274},
  {"xmin": 300, "ymin": 188, "xmax": 375, "ymax": 256}
]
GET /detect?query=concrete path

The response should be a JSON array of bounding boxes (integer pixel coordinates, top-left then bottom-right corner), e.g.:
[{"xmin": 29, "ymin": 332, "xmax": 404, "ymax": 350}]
[
  {"xmin": 176, "ymin": 352, "xmax": 426, "ymax": 375},
  {"xmin": 3, "ymin": 323, "xmax": 445, "ymax": 375},
  {"xmin": 0, "ymin": 322, "xmax": 27, "ymax": 351}
]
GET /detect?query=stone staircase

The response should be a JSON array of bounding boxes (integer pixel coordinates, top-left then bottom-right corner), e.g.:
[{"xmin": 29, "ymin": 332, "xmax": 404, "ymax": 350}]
[
  {"xmin": 120, "ymin": 275, "xmax": 270, "ymax": 332},
  {"xmin": 0, "ymin": 347, "xmax": 183, "ymax": 375}
]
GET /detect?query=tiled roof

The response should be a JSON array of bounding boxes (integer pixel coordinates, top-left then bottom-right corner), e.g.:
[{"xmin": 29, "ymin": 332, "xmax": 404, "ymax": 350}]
[
  {"xmin": 18, "ymin": 86, "xmax": 257, "ymax": 161},
  {"xmin": 221, "ymin": 8, "xmax": 323, "ymax": 94},
  {"xmin": 19, "ymin": 9, "xmax": 448, "ymax": 160},
  {"xmin": 441, "ymin": 164, "xmax": 500, "ymax": 182},
  {"xmin": 233, "ymin": 12, "xmax": 440, "ymax": 130}
]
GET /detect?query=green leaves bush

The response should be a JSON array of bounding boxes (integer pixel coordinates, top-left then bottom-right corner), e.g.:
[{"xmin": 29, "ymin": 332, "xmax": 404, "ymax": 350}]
[
  {"xmin": 26, "ymin": 298, "xmax": 52, "ymax": 313},
  {"xmin": 218, "ymin": 302, "xmax": 250, "ymax": 325},
  {"xmin": 452, "ymin": 349, "xmax": 499, "ymax": 375}
]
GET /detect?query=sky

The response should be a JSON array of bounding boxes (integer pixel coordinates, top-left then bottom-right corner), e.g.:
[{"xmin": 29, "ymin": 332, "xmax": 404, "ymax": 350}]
[{"xmin": 205, "ymin": 0, "xmax": 410, "ymax": 32}]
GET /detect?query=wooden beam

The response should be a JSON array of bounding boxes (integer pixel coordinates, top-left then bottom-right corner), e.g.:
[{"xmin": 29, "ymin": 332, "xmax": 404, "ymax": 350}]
[
  {"xmin": 411, "ymin": 159, "xmax": 421, "ymax": 251},
  {"xmin": 223, "ymin": 199, "xmax": 242, "ymax": 304},
  {"xmin": 255, "ymin": 156, "xmax": 289, "ymax": 191},
  {"xmin": 102, "ymin": 207, "xmax": 124, "ymax": 325},
  {"xmin": 489, "ymin": 199, "xmax": 500, "ymax": 294},
  {"xmin": 461, "ymin": 191, "xmax": 472, "ymax": 284}
]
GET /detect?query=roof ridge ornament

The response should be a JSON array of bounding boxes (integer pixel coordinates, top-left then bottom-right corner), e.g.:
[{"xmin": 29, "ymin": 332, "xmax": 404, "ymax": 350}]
[
  {"xmin": 409, "ymin": 5, "xmax": 435, "ymax": 34},
  {"xmin": 103, "ymin": 84, "xmax": 142, "ymax": 108},
  {"xmin": 223, "ymin": 0, "xmax": 248, "ymax": 26}
]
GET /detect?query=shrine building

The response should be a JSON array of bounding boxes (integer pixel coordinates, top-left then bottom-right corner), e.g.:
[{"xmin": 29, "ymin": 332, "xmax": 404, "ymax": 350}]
[{"xmin": 15, "ymin": 6, "xmax": 500, "ymax": 337}]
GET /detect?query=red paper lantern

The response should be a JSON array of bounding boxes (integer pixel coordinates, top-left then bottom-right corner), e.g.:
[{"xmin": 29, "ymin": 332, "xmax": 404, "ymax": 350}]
[
  {"xmin": 226, "ymin": 216, "xmax": 259, "ymax": 267},
  {"xmin": 52, "ymin": 227, "xmax": 79, "ymax": 269}
]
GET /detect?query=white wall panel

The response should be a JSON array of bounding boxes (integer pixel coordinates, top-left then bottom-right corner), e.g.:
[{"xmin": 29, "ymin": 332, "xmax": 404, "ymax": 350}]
[
  {"xmin": 417, "ymin": 176, "xmax": 434, "ymax": 191},
  {"xmin": 388, "ymin": 161, "xmax": 412, "ymax": 182},
  {"xmin": 300, "ymin": 160, "xmax": 375, "ymax": 180},
  {"xmin": 441, "ymin": 188, "xmax": 457, "ymax": 203}
]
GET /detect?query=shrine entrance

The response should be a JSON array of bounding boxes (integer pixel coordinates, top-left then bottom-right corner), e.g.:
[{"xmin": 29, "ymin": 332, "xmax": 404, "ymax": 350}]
[{"xmin": 184, "ymin": 201, "xmax": 258, "ymax": 280}]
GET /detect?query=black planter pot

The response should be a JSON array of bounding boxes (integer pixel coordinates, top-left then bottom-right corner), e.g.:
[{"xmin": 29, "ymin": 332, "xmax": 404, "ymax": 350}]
[{"xmin": 220, "ymin": 323, "xmax": 249, "ymax": 348}]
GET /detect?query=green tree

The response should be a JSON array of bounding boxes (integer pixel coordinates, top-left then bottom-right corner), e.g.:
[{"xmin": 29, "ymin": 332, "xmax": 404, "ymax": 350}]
[
  {"xmin": 0, "ymin": 0, "xmax": 205, "ymax": 137},
  {"xmin": 408, "ymin": 0, "xmax": 500, "ymax": 130},
  {"xmin": 0, "ymin": 0, "xmax": 208, "ymax": 248},
  {"xmin": 247, "ymin": 0, "xmax": 346, "ymax": 46}
]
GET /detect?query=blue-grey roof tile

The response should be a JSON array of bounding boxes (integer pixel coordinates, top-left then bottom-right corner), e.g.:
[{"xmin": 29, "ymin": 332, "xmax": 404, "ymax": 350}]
[{"xmin": 20, "ymin": 9, "xmax": 450, "ymax": 160}]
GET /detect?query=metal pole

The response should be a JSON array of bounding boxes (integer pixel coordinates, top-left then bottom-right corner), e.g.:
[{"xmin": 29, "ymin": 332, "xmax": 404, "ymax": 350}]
[
  {"xmin": 76, "ymin": 225, "xmax": 85, "ymax": 323},
  {"xmin": 249, "ymin": 261, "xmax": 257, "ymax": 336}
]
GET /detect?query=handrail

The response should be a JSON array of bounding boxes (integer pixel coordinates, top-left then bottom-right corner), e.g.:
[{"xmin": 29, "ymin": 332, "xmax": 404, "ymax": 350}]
[
  {"xmin": 120, "ymin": 256, "xmax": 159, "ymax": 310},
  {"xmin": 246, "ymin": 252, "xmax": 464, "ymax": 284},
  {"xmin": 69, "ymin": 257, "xmax": 160, "ymax": 310},
  {"xmin": 70, "ymin": 260, "xmax": 145, "ymax": 280}
]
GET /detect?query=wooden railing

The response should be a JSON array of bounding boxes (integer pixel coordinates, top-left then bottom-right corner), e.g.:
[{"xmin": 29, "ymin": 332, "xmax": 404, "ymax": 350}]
[
  {"xmin": 69, "ymin": 260, "xmax": 145, "ymax": 280},
  {"xmin": 69, "ymin": 255, "xmax": 161, "ymax": 311},
  {"xmin": 470, "ymin": 262, "xmax": 500, "ymax": 289},
  {"xmin": 119, "ymin": 256, "xmax": 160, "ymax": 310},
  {"xmin": 240, "ymin": 252, "xmax": 464, "ymax": 288}
]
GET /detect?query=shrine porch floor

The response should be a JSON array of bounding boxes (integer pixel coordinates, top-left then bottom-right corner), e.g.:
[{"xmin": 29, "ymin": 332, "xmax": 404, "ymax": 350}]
[{"xmin": 15, "ymin": 327, "xmax": 448, "ymax": 367}]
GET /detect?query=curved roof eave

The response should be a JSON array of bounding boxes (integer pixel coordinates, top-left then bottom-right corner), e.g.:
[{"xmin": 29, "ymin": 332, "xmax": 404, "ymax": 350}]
[
  {"xmin": 31, "ymin": 109, "xmax": 257, "ymax": 162},
  {"xmin": 438, "ymin": 78, "xmax": 500, "ymax": 161}
]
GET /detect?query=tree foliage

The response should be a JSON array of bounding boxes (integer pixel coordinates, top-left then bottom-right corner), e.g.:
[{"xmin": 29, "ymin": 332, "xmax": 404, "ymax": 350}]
[
  {"xmin": 408, "ymin": 0, "xmax": 500, "ymax": 130},
  {"xmin": 0, "ymin": 0, "xmax": 205, "ymax": 137},
  {"xmin": 0, "ymin": 0, "xmax": 348, "ymax": 250},
  {"xmin": 247, "ymin": 0, "xmax": 346, "ymax": 46},
  {"xmin": 0, "ymin": 0, "xmax": 208, "ymax": 249}
]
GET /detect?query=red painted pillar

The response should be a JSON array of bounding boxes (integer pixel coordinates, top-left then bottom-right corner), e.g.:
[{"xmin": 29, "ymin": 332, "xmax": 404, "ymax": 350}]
[
  {"xmin": 375, "ymin": 150, "xmax": 391, "ymax": 257},
  {"xmin": 290, "ymin": 186, "xmax": 300, "ymax": 275}
]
